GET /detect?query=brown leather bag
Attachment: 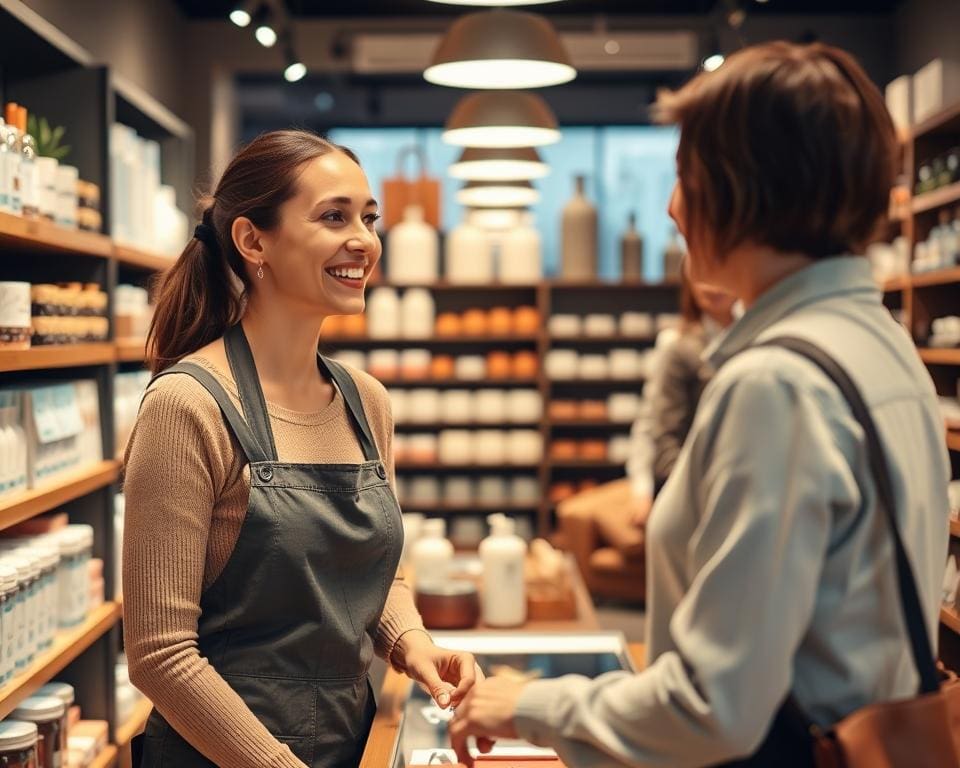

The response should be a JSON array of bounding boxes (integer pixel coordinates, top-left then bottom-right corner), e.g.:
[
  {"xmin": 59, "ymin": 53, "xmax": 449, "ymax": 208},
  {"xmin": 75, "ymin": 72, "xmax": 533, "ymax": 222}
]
[
  {"xmin": 382, "ymin": 145, "xmax": 441, "ymax": 231},
  {"xmin": 761, "ymin": 337, "xmax": 960, "ymax": 768}
]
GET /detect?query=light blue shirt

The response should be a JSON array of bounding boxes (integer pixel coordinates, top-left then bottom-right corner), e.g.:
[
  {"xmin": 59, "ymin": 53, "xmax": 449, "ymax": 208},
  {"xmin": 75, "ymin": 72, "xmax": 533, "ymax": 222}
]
[{"xmin": 515, "ymin": 256, "xmax": 950, "ymax": 766}]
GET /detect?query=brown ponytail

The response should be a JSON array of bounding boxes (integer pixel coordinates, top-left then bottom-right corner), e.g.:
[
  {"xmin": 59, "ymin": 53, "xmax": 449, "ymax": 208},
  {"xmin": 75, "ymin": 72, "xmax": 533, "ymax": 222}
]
[{"xmin": 147, "ymin": 130, "xmax": 360, "ymax": 373}]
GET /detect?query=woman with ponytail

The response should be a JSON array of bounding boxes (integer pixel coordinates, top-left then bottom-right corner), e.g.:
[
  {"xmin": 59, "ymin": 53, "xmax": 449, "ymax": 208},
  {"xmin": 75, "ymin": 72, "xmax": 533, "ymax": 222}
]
[{"xmin": 123, "ymin": 130, "xmax": 482, "ymax": 768}]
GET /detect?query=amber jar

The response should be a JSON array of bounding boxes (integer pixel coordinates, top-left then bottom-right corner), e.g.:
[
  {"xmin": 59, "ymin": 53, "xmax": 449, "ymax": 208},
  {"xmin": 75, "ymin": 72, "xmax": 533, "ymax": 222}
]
[
  {"xmin": 435, "ymin": 313, "xmax": 462, "ymax": 337},
  {"xmin": 487, "ymin": 307, "xmax": 513, "ymax": 336},
  {"xmin": 10, "ymin": 697, "xmax": 64, "ymax": 768},
  {"xmin": 486, "ymin": 351, "xmax": 512, "ymax": 379},
  {"xmin": 511, "ymin": 351, "xmax": 539, "ymax": 379},
  {"xmin": 0, "ymin": 720, "xmax": 37, "ymax": 767},
  {"xmin": 461, "ymin": 309, "xmax": 488, "ymax": 336},
  {"xmin": 512, "ymin": 306, "xmax": 541, "ymax": 336}
]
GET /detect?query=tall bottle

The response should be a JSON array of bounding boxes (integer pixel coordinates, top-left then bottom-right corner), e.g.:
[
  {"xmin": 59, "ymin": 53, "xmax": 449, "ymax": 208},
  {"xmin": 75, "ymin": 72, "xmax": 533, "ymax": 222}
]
[
  {"xmin": 663, "ymin": 227, "xmax": 685, "ymax": 280},
  {"xmin": 620, "ymin": 212, "xmax": 644, "ymax": 280},
  {"xmin": 446, "ymin": 214, "xmax": 492, "ymax": 284},
  {"xmin": 479, "ymin": 514, "xmax": 527, "ymax": 627},
  {"xmin": 500, "ymin": 212, "xmax": 542, "ymax": 284},
  {"xmin": 411, "ymin": 518, "xmax": 454, "ymax": 590},
  {"xmin": 388, "ymin": 205, "xmax": 439, "ymax": 285},
  {"xmin": 16, "ymin": 107, "xmax": 39, "ymax": 219},
  {"xmin": 0, "ymin": 118, "xmax": 11, "ymax": 213},
  {"xmin": 560, "ymin": 175, "xmax": 598, "ymax": 280},
  {"xmin": 2, "ymin": 104, "xmax": 22, "ymax": 215}
]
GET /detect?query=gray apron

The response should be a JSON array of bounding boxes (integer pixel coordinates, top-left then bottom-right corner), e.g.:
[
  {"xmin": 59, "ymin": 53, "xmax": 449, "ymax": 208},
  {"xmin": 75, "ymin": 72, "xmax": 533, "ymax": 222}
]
[{"xmin": 138, "ymin": 323, "xmax": 403, "ymax": 768}]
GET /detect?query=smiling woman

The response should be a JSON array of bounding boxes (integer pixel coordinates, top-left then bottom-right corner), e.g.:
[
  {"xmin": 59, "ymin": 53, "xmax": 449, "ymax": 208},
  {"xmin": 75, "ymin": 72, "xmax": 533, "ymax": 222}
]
[{"xmin": 123, "ymin": 130, "xmax": 482, "ymax": 768}]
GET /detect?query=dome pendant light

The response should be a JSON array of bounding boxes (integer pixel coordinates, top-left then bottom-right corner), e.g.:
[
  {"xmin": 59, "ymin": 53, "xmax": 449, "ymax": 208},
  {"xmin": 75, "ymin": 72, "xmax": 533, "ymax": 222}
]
[
  {"xmin": 457, "ymin": 181, "xmax": 541, "ymax": 208},
  {"xmin": 443, "ymin": 91, "xmax": 561, "ymax": 148},
  {"xmin": 425, "ymin": 9, "xmax": 576, "ymax": 90},
  {"xmin": 450, "ymin": 147, "xmax": 549, "ymax": 181}
]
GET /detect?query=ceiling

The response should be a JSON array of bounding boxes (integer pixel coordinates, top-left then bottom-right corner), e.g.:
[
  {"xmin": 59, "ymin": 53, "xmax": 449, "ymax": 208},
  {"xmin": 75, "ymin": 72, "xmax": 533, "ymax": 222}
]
[{"xmin": 174, "ymin": 0, "xmax": 903, "ymax": 19}]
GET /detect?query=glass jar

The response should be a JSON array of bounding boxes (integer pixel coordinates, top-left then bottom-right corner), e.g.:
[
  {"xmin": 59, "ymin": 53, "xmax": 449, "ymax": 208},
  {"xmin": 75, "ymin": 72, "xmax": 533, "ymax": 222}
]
[
  {"xmin": 35, "ymin": 685, "xmax": 73, "ymax": 760},
  {"xmin": 0, "ymin": 720, "xmax": 38, "ymax": 767},
  {"xmin": 53, "ymin": 528, "xmax": 91, "ymax": 629},
  {"xmin": 0, "ymin": 557, "xmax": 30, "ymax": 671},
  {"xmin": 0, "ymin": 564, "xmax": 18, "ymax": 684},
  {"xmin": 9, "ymin": 697, "xmax": 64, "ymax": 768},
  {"xmin": 31, "ymin": 546, "xmax": 59, "ymax": 651}
]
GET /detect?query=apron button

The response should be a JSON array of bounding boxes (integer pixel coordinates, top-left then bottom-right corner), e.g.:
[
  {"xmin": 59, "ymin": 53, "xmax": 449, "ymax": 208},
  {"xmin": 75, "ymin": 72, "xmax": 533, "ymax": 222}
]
[
  {"xmin": 258, "ymin": 466, "xmax": 274, "ymax": 483},
  {"xmin": 375, "ymin": 463, "xmax": 387, "ymax": 479}
]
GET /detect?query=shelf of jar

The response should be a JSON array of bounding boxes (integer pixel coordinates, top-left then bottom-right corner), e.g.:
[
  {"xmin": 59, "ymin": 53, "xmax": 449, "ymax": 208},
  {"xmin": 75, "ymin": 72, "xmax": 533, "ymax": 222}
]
[
  {"xmin": 911, "ymin": 267, "xmax": 960, "ymax": 289},
  {"xmin": 942, "ymin": 605, "xmax": 960, "ymax": 636},
  {"xmin": 395, "ymin": 422, "xmax": 541, "ymax": 431},
  {"xmin": 115, "ymin": 338, "xmax": 146, "ymax": 363},
  {"xmin": 548, "ymin": 377, "xmax": 647, "ymax": 387},
  {"xmin": 0, "ymin": 343, "xmax": 116, "ymax": 373},
  {"xmin": 550, "ymin": 419, "xmax": 634, "ymax": 428},
  {"xmin": 114, "ymin": 244, "xmax": 174, "ymax": 272},
  {"xmin": 90, "ymin": 745, "xmax": 118, "ymax": 768},
  {"xmin": 549, "ymin": 460, "xmax": 624, "ymax": 470},
  {"xmin": 547, "ymin": 279, "xmax": 679, "ymax": 290},
  {"xmin": 950, "ymin": 518, "xmax": 960, "ymax": 538},
  {"xmin": 919, "ymin": 348, "xmax": 960, "ymax": 365},
  {"xmin": 912, "ymin": 182, "xmax": 960, "ymax": 214},
  {"xmin": 116, "ymin": 696, "xmax": 153, "ymax": 749},
  {"xmin": 0, "ymin": 211, "xmax": 112, "ymax": 258},
  {"xmin": 397, "ymin": 503, "xmax": 540, "ymax": 515},
  {"xmin": 322, "ymin": 335, "xmax": 540, "ymax": 347},
  {"xmin": 0, "ymin": 460, "xmax": 121, "ymax": 533},
  {"xmin": 395, "ymin": 463, "xmax": 540, "ymax": 472},
  {"xmin": 365, "ymin": 281, "xmax": 539, "ymax": 292},
  {"xmin": 548, "ymin": 335, "xmax": 657, "ymax": 346},
  {"xmin": 911, "ymin": 101, "xmax": 960, "ymax": 141},
  {"xmin": 0, "ymin": 602, "xmax": 122, "ymax": 720},
  {"xmin": 374, "ymin": 377, "xmax": 540, "ymax": 389}
]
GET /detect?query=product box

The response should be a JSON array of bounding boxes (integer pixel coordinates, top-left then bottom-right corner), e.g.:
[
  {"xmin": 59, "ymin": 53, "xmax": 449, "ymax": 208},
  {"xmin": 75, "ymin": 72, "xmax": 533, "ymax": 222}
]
[
  {"xmin": 22, "ymin": 381, "xmax": 101, "ymax": 487},
  {"xmin": 885, "ymin": 74, "xmax": 912, "ymax": 131},
  {"xmin": 913, "ymin": 58, "xmax": 960, "ymax": 124}
]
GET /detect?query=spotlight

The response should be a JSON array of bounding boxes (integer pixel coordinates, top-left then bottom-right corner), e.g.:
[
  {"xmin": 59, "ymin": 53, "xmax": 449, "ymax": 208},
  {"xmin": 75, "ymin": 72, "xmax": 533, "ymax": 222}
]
[
  {"xmin": 229, "ymin": 1, "xmax": 257, "ymax": 27},
  {"xmin": 256, "ymin": 23, "xmax": 278, "ymax": 48},
  {"xmin": 284, "ymin": 60, "xmax": 307, "ymax": 82},
  {"xmin": 703, "ymin": 54, "xmax": 725, "ymax": 72}
]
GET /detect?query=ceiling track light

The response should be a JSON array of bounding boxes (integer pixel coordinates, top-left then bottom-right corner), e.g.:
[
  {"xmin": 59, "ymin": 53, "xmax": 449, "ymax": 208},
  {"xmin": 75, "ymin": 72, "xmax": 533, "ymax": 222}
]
[
  {"xmin": 443, "ymin": 91, "xmax": 561, "ymax": 149},
  {"xmin": 284, "ymin": 40, "xmax": 307, "ymax": 82},
  {"xmin": 450, "ymin": 147, "xmax": 549, "ymax": 182},
  {"xmin": 229, "ymin": 0, "xmax": 259, "ymax": 28},
  {"xmin": 457, "ymin": 180, "xmax": 541, "ymax": 208},
  {"xmin": 425, "ymin": 9, "xmax": 575, "ymax": 90},
  {"xmin": 251, "ymin": 4, "xmax": 277, "ymax": 48}
]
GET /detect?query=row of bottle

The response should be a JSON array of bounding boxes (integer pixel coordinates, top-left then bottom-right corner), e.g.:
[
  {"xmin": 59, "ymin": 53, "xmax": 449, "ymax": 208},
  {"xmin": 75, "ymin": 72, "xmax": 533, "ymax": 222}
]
[
  {"xmin": 397, "ymin": 475, "xmax": 541, "ymax": 509},
  {"xmin": 334, "ymin": 349, "xmax": 540, "ymax": 382},
  {"xmin": 0, "ymin": 103, "xmax": 85, "ymax": 230},
  {"xmin": 396, "ymin": 430, "xmax": 543, "ymax": 466},
  {"xmin": 913, "ymin": 206, "xmax": 960, "ymax": 274},
  {"xmin": 916, "ymin": 147, "xmax": 960, "ymax": 195}
]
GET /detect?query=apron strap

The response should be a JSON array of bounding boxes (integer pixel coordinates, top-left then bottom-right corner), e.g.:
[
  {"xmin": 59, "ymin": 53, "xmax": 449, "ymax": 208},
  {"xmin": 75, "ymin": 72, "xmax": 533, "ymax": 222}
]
[
  {"xmin": 150, "ymin": 362, "xmax": 271, "ymax": 465},
  {"xmin": 317, "ymin": 355, "xmax": 382, "ymax": 463},
  {"xmin": 224, "ymin": 323, "xmax": 280, "ymax": 461}
]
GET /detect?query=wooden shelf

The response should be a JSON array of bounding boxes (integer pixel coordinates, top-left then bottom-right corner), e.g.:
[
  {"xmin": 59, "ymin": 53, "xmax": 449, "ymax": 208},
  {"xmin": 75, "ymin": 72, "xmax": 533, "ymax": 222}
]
[
  {"xmin": 374, "ymin": 377, "xmax": 540, "ymax": 388},
  {"xmin": 396, "ymin": 463, "xmax": 539, "ymax": 472},
  {"xmin": 397, "ymin": 503, "xmax": 539, "ymax": 514},
  {"xmin": 548, "ymin": 279, "xmax": 679, "ymax": 290},
  {"xmin": 950, "ymin": 518, "xmax": 960, "ymax": 538},
  {"xmin": 912, "ymin": 182, "xmax": 960, "ymax": 214},
  {"xmin": 880, "ymin": 275, "xmax": 909, "ymax": 292},
  {"xmin": 911, "ymin": 267, "xmax": 960, "ymax": 288},
  {"xmin": 0, "ymin": 343, "xmax": 115, "ymax": 373},
  {"xmin": 549, "ymin": 377, "xmax": 646, "ymax": 387},
  {"xmin": 919, "ymin": 348, "xmax": 960, "ymax": 365},
  {"xmin": 948, "ymin": 431, "xmax": 960, "ymax": 452},
  {"xmin": 549, "ymin": 335, "xmax": 656, "ymax": 345},
  {"xmin": 941, "ymin": 605, "xmax": 960, "ymax": 636},
  {"xmin": 912, "ymin": 101, "xmax": 960, "ymax": 140},
  {"xmin": 114, "ymin": 244, "xmax": 174, "ymax": 272},
  {"xmin": 0, "ymin": 602, "xmax": 121, "ymax": 720},
  {"xmin": 115, "ymin": 338, "xmax": 146, "ymax": 363},
  {"xmin": 89, "ymin": 745, "xmax": 118, "ymax": 768},
  {"xmin": 0, "ymin": 460, "xmax": 121, "ymax": 532},
  {"xmin": 0, "ymin": 211, "xmax": 112, "ymax": 258},
  {"xmin": 116, "ymin": 696, "xmax": 153, "ymax": 748},
  {"xmin": 550, "ymin": 419, "xmax": 634, "ymax": 428},
  {"xmin": 549, "ymin": 460, "xmax": 623, "ymax": 470},
  {"xmin": 323, "ymin": 335, "xmax": 539, "ymax": 347},
  {"xmin": 395, "ymin": 422, "xmax": 540, "ymax": 430}
]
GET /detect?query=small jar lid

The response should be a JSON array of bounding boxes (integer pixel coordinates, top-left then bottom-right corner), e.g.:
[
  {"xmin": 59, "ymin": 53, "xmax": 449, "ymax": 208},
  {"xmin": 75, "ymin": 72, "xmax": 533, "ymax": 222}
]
[
  {"xmin": 0, "ymin": 720, "xmax": 38, "ymax": 751},
  {"xmin": 66, "ymin": 524, "xmax": 95, "ymax": 549},
  {"xmin": 0, "ymin": 555, "xmax": 31, "ymax": 583},
  {"xmin": 11, "ymin": 695, "xmax": 66, "ymax": 722},
  {"xmin": 8, "ymin": 549, "xmax": 42, "ymax": 580},
  {"xmin": 37, "ymin": 682, "xmax": 75, "ymax": 707},
  {"xmin": 0, "ymin": 563, "xmax": 18, "ymax": 592}
]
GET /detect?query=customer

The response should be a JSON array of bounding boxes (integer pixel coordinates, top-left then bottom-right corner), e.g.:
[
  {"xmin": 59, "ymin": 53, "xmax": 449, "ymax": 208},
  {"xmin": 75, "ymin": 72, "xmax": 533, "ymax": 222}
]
[
  {"xmin": 449, "ymin": 42, "xmax": 949, "ymax": 766},
  {"xmin": 123, "ymin": 131, "xmax": 481, "ymax": 768}
]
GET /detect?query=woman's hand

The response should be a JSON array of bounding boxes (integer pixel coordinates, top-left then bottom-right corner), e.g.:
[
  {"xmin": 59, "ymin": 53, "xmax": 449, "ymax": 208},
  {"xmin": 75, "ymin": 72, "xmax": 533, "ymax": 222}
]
[
  {"xmin": 448, "ymin": 676, "xmax": 526, "ymax": 766},
  {"xmin": 392, "ymin": 629, "xmax": 481, "ymax": 709}
]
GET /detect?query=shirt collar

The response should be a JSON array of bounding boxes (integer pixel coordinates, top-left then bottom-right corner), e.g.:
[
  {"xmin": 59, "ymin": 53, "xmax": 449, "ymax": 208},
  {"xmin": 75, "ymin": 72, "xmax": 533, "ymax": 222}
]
[{"xmin": 705, "ymin": 256, "xmax": 880, "ymax": 367}]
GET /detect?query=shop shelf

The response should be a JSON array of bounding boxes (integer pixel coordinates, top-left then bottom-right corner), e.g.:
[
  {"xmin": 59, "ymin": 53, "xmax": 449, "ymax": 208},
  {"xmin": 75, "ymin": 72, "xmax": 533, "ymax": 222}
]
[
  {"xmin": 919, "ymin": 348, "xmax": 960, "ymax": 365},
  {"xmin": 0, "ymin": 343, "xmax": 115, "ymax": 372},
  {"xmin": 549, "ymin": 335, "xmax": 656, "ymax": 346},
  {"xmin": 548, "ymin": 279, "xmax": 679, "ymax": 290},
  {"xmin": 90, "ymin": 745, "xmax": 118, "ymax": 768},
  {"xmin": 0, "ymin": 460, "xmax": 121, "ymax": 532},
  {"xmin": 947, "ymin": 431, "xmax": 960, "ymax": 452},
  {"xmin": 950, "ymin": 519, "xmax": 960, "ymax": 538},
  {"xmin": 0, "ymin": 211, "xmax": 112, "ymax": 258},
  {"xmin": 911, "ymin": 267, "xmax": 960, "ymax": 288},
  {"xmin": 397, "ymin": 503, "xmax": 540, "ymax": 514},
  {"xmin": 114, "ymin": 244, "xmax": 174, "ymax": 272},
  {"xmin": 912, "ymin": 182, "xmax": 960, "ymax": 214},
  {"xmin": 365, "ymin": 281, "xmax": 538, "ymax": 292},
  {"xmin": 116, "ymin": 697, "xmax": 154, "ymax": 749},
  {"xmin": 548, "ymin": 377, "xmax": 646, "ymax": 387},
  {"xmin": 396, "ymin": 462, "xmax": 539, "ymax": 472},
  {"xmin": 941, "ymin": 605, "xmax": 960, "ymax": 636},
  {"xmin": 549, "ymin": 460, "xmax": 623, "ymax": 470},
  {"xmin": 395, "ymin": 422, "xmax": 541, "ymax": 431},
  {"xmin": 550, "ymin": 419, "xmax": 634, "ymax": 428},
  {"xmin": 911, "ymin": 101, "xmax": 960, "ymax": 141},
  {"xmin": 322, "ymin": 335, "xmax": 539, "ymax": 347},
  {"xmin": 0, "ymin": 602, "xmax": 122, "ymax": 720},
  {"xmin": 374, "ymin": 377, "xmax": 540, "ymax": 388},
  {"xmin": 880, "ymin": 275, "xmax": 909, "ymax": 292},
  {"xmin": 116, "ymin": 337, "xmax": 147, "ymax": 363}
]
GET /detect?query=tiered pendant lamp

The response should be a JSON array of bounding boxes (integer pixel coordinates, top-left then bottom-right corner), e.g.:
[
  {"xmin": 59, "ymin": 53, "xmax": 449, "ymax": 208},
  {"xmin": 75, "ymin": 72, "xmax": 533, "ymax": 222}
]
[
  {"xmin": 456, "ymin": 180, "xmax": 541, "ymax": 208},
  {"xmin": 442, "ymin": 91, "xmax": 560, "ymax": 148},
  {"xmin": 449, "ymin": 147, "xmax": 549, "ymax": 181}
]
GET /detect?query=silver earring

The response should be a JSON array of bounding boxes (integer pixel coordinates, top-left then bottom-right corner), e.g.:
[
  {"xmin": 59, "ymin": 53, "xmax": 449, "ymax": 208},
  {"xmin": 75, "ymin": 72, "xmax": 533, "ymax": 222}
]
[{"xmin": 257, "ymin": 262, "xmax": 264, "ymax": 280}]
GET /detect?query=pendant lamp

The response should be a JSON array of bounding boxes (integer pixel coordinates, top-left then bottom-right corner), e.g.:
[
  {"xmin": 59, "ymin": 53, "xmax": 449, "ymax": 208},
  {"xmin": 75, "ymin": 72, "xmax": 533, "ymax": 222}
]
[
  {"xmin": 443, "ymin": 91, "xmax": 560, "ymax": 148},
  {"xmin": 468, "ymin": 208, "xmax": 526, "ymax": 230},
  {"xmin": 425, "ymin": 9, "xmax": 576, "ymax": 90},
  {"xmin": 457, "ymin": 181, "xmax": 540, "ymax": 208},
  {"xmin": 450, "ymin": 147, "xmax": 549, "ymax": 181}
]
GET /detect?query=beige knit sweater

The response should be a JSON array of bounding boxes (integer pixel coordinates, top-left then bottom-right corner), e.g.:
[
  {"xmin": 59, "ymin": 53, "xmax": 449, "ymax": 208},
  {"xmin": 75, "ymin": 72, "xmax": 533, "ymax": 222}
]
[{"xmin": 122, "ymin": 352, "xmax": 424, "ymax": 768}]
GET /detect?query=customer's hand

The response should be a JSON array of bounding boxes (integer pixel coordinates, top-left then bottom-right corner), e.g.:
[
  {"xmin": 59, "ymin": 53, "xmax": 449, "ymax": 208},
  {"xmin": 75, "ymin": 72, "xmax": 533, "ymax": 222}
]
[
  {"xmin": 629, "ymin": 493, "xmax": 653, "ymax": 528},
  {"xmin": 449, "ymin": 676, "xmax": 526, "ymax": 766},
  {"xmin": 393, "ymin": 629, "xmax": 482, "ymax": 709}
]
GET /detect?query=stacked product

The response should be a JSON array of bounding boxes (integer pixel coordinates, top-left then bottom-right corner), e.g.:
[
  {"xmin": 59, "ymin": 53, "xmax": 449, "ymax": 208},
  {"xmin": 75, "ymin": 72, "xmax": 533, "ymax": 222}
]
[
  {"xmin": 912, "ymin": 206, "xmax": 960, "ymax": 273},
  {"xmin": 548, "ymin": 311, "xmax": 664, "ymax": 339},
  {"xmin": 114, "ymin": 285, "xmax": 152, "ymax": 342},
  {"xmin": 391, "ymin": 389, "xmax": 542, "ymax": 425},
  {"xmin": 545, "ymin": 349, "xmax": 653, "ymax": 381},
  {"xmin": 335, "ymin": 351, "xmax": 539, "ymax": 382},
  {"xmin": 30, "ymin": 284, "xmax": 109, "ymax": 346},
  {"xmin": 549, "ymin": 393, "xmax": 643, "ymax": 423}
]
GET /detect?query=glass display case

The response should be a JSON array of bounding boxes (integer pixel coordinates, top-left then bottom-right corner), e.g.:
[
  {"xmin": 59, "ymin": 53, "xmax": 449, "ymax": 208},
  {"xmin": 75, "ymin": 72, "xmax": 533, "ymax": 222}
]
[{"xmin": 391, "ymin": 631, "xmax": 636, "ymax": 767}]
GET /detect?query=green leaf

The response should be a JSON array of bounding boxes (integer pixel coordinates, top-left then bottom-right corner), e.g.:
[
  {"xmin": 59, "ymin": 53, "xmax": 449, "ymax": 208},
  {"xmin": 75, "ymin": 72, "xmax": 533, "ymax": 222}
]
[
  {"xmin": 50, "ymin": 125, "xmax": 65, "ymax": 146},
  {"xmin": 52, "ymin": 144, "xmax": 71, "ymax": 161}
]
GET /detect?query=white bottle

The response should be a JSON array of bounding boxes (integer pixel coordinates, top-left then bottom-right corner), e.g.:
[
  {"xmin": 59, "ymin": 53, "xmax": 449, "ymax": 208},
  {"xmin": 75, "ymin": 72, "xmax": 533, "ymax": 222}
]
[
  {"xmin": 0, "ymin": 119, "xmax": 12, "ymax": 213},
  {"xmin": 388, "ymin": 205, "xmax": 440, "ymax": 285},
  {"xmin": 500, "ymin": 213, "xmax": 543, "ymax": 284},
  {"xmin": 447, "ymin": 217, "xmax": 493, "ymax": 284},
  {"xmin": 0, "ymin": 395, "xmax": 13, "ymax": 496},
  {"xmin": 9, "ymin": 393, "xmax": 27, "ymax": 492},
  {"xmin": 366, "ymin": 287, "xmax": 401, "ymax": 339},
  {"xmin": 479, "ymin": 514, "xmax": 527, "ymax": 627},
  {"xmin": 1, "ymin": 110, "xmax": 21, "ymax": 215},
  {"xmin": 411, "ymin": 518, "xmax": 454, "ymax": 590},
  {"xmin": 400, "ymin": 288, "xmax": 436, "ymax": 339}
]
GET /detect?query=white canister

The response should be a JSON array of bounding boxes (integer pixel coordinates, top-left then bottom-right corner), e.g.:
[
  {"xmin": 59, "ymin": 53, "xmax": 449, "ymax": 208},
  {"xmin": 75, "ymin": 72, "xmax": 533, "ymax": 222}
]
[
  {"xmin": 609, "ymin": 349, "xmax": 641, "ymax": 380},
  {"xmin": 507, "ymin": 431, "xmax": 543, "ymax": 464},
  {"xmin": 366, "ymin": 287, "xmax": 401, "ymax": 339},
  {"xmin": 409, "ymin": 476, "xmax": 442, "ymax": 504},
  {"xmin": 411, "ymin": 519, "xmax": 453, "ymax": 588},
  {"xmin": 450, "ymin": 517, "xmax": 487, "ymax": 550},
  {"xmin": 455, "ymin": 356, "xmax": 487, "ymax": 381},
  {"xmin": 584, "ymin": 314, "xmax": 617, "ymax": 337},
  {"xmin": 439, "ymin": 430, "xmax": 474, "ymax": 465},
  {"xmin": 510, "ymin": 476, "xmax": 541, "ymax": 505},
  {"xmin": 388, "ymin": 205, "xmax": 440, "ymax": 285},
  {"xmin": 1, "ymin": 555, "xmax": 30, "ymax": 670},
  {"xmin": 441, "ymin": 390, "xmax": 475, "ymax": 423},
  {"xmin": 477, "ymin": 476, "xmax": 509, "ymax": 504},
  {"xmin": 443, "ymin": 476, "xmax": 474, "ymax": 505},
  {"xmin": 499, "ymin": 212, "xmax": 542, "ymax": 284},
  {"xmin": 0, "ymin": 282, "xmax": 31, "ymax": 350},
  {"xmin": 474, "ymin": 430, "xmax": 507, "ymax": 465},
  {"xmin": 393, "ymin": 434, "xmax": 409, "ymax": 463},
  {"xmin": 548, "ymin": 315, "xmax": 582, "ymax": 338},
  {"xmin": 506, "ymin": 390, "xmax": 542, "ymax": 423},
  {"xmin": 447, "ymin": 219, "xmax": 494, "ymax": 284},
  {"xmin": 400, "ymin": 288, "xmax": 436, "ymax": 339},
  {"xmin": 609, "ymin": 436, "xmax": 632, "ymax": 464},
  {"xmin": 579, "ymin": 354, "xmax": 609, "ymax": 380},
  {"xmin": 388, "ymin": 390, "xmax": 409, "ymax": 424},
  {"xmin": 408, "ymin": 389, "xmax": 440, "ymax": 423},
  {"xmin": 479, "ymin": 514, "xmax": 527, "ymax": 627},
  {"xmin": 608, "ymin": 393, "xmax": 642, "ymax": 422},
  {"xmin": 407, "ymin": 434, "xmax": 438, "ymax": 463},
  {"xmin": 55, "ymin": 165, "xmax": 79, "ymax": 229},
  {"xmin": 0, "ymin": 563, "xmax": 18, "ymax": 683},
  {"xmin": 620, "ymin": 312, "xmax": 654, "ymax": 337},
  {"xmin": 368, "ymin": 349, "xmax": 400, "ymax": 380},
  {"xmin": 401, "ymin": 513, "xmax": 426, "ymax": 565},
  {"xmin": 545, "ymin": 350, "xmax": 579, "ymax": 380},
  {"xmin": 35, "ymin": 157, "xmax": 58, "ymax": 222},
  {"xmin": 475, "ymin": 390, "xmax": 507, "ymax": 424},
  {"xmin": 401, "ymin": 349, "xmax": 432, "ymax": 380},
  {"xmin": 656, "ymin": 314, "xmax": 682, "ymax": 332}
]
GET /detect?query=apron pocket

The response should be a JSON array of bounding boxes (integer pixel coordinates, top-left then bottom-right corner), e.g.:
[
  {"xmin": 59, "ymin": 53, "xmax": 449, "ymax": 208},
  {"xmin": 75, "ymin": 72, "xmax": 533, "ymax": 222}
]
[
  {"xmin": 221, "ymin": 671, "xmax": 317, "ymax": 740},
  {"xmin": 312, "ymin": 677, "xmax": 375, "ymax": 766}
]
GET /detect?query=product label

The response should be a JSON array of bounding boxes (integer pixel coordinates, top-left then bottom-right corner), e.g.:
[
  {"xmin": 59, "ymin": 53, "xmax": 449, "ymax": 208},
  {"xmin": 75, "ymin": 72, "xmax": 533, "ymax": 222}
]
[
  {"xmin": 0, "ymin": 282, "xmax": 30, "ymax": 327},
  {"xmin": 20, "ymin": 159, "xmax": 38, "ymax": 214}
]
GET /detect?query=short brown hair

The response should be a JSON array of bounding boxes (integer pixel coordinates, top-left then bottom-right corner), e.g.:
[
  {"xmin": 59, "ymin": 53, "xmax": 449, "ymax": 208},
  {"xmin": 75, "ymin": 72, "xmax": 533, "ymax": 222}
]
[{"xmin": 656, "ymin": 41, "xmax": 897, "ymax": 261}]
